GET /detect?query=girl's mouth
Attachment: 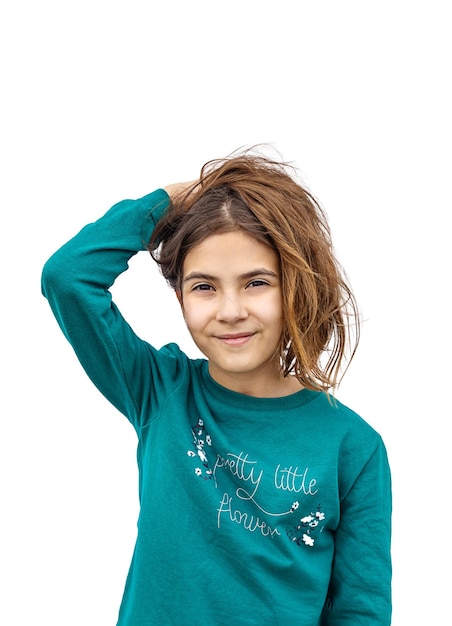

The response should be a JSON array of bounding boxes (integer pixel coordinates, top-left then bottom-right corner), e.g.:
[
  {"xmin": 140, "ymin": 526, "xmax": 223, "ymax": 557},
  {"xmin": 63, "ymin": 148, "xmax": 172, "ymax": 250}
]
[{"xmin": 216, "ymin": 333, "xmax": 254, "ymax": 346}]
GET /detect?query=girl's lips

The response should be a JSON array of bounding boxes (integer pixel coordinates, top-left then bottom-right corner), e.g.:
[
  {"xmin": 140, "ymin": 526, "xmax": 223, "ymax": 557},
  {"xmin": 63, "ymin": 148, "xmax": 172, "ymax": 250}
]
[{"xmin": 216, "ymin": 333, "xmax": 254, "ymax": 346}]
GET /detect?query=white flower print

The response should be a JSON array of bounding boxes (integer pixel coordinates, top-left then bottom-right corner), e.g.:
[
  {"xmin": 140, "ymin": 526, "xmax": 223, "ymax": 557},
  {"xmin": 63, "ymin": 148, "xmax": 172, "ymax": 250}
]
[
  {"xmin": 187, "ymin": 417, "xmax": 214, "ymax": 480},
  {"xmin": 197, "ymin": 447, "xmax": 207, "ymax": 464},
  {"xmin": 309, "ymin": 519, "xmax": 319, "ymax": 528},
  {"xmin": 286, "ymin": 504, "xmax": 326, "ymax": 548}
]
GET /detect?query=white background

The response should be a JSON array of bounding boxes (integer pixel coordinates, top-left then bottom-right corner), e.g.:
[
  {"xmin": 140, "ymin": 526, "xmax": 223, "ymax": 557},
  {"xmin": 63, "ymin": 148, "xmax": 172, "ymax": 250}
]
[{"xmin": 1, "ymin": 1, "xmax": 450, "ymax": 624}]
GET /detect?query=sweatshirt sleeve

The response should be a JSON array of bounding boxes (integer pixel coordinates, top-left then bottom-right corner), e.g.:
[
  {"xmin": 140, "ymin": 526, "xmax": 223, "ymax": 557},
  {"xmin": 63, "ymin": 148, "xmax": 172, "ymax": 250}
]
[
  {"xmin": 323, "ymin": 436, "xmax": 392, "ymax": 625},
  {"xmin": 41, "ymin": 189, "xmax": 177, "ymax": 427}
]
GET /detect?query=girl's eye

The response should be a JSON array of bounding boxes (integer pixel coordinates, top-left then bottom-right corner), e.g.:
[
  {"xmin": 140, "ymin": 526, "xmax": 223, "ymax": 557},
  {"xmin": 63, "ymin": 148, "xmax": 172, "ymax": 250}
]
[
  {"xmin": 247, "ymin": 280, "xmax": 269, "ymax": 288},
  {"xmin": 192, "ymin": 283, "xmax": 214, "ymax": 292}
]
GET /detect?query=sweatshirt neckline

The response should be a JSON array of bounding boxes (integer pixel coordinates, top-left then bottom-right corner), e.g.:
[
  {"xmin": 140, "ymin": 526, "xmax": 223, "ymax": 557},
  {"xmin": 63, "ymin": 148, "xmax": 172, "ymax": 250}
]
[{"xmin": 201, "ymin": 361, "xmax": 321, "ymax": 411}]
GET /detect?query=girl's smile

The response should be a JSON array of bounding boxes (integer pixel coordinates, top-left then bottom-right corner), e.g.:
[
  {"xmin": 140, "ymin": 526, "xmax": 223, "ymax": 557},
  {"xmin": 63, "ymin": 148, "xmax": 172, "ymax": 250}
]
[
  {"xmin": 215, "ymin": 332, "xmax": 255, "ymax": 346},
  {"xmin": 179, "ymin": 230, "xmax": 300, "ymax": 397}
]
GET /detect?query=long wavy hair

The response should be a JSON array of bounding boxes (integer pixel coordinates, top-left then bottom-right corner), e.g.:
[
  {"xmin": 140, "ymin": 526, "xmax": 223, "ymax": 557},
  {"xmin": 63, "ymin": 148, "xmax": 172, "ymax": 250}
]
[{"xmin": 149, "ymin": 148, "xmax": 360, "ymax": 392}]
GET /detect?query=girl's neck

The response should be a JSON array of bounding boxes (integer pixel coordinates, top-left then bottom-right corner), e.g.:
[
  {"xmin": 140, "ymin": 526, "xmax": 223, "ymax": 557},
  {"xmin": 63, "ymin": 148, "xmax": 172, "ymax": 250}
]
[{"xmin": 208, "ymin": 364, "xmax": 303, "ymax": 398}]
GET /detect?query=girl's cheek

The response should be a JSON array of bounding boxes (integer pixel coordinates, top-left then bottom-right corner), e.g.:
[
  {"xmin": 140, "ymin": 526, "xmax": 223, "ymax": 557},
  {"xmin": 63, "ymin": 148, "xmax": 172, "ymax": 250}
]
[{"xmin": 182, "ymin": 303, "xmax": 209, "ymax": 329}]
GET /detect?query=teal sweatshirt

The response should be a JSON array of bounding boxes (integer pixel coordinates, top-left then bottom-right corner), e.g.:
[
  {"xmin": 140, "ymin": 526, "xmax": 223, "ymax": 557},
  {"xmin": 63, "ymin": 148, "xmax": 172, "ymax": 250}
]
[{"xmin": 41, "ymin": 190, "xmax": 392, "ymax": 625}]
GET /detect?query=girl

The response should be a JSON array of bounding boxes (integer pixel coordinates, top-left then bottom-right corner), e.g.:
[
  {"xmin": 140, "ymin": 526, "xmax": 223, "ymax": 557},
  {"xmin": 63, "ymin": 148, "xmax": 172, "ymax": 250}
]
[{"xmin": 41, "ymin": 150, "xmax": 392, "ymax": 625}]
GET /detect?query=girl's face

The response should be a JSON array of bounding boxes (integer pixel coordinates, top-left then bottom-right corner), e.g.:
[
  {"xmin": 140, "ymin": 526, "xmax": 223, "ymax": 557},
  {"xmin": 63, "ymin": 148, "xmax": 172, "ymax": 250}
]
[{"xmin": 179, "ymin": 230, "xmax": 290, "ymax": 397}]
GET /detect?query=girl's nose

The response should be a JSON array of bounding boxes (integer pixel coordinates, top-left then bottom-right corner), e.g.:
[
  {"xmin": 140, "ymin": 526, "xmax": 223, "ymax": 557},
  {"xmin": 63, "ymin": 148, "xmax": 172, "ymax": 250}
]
[{"xmin": 216, "ymin": 292, "xmax": 248, "ymax": 322}]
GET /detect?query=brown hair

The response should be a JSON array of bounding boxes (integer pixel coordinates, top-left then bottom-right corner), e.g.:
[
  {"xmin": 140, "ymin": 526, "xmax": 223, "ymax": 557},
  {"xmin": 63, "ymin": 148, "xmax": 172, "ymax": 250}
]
[{"xmin": 149, "ymin": 148, "xmax": 360, "ymax": 392}]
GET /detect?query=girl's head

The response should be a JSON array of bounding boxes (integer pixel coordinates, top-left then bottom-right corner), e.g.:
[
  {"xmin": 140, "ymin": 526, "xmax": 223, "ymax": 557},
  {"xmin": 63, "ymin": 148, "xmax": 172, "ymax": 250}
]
[{"xmin": 149, "ymin": 148, "xmax": 359, "ymax": 392}]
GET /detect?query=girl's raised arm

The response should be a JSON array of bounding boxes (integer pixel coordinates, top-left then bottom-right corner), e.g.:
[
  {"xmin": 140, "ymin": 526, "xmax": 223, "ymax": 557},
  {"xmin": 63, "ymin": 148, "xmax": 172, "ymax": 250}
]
[{"xmin": 41, "ymin": 189, "xmax": 183, "ymax": 426}]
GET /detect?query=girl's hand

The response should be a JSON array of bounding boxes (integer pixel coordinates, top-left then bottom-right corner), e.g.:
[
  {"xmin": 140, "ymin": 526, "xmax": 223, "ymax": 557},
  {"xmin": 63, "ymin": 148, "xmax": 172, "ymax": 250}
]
[{"xmin": 164, "ymin": 180, "xmax": 199, "ymax": 202}]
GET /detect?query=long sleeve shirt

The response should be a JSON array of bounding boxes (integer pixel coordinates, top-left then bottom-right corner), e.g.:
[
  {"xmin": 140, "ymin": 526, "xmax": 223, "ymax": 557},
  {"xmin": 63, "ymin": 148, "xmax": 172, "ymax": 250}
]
[{"xmin": 41, "ymin": 189, "xmax": 392, "ymax": 625}]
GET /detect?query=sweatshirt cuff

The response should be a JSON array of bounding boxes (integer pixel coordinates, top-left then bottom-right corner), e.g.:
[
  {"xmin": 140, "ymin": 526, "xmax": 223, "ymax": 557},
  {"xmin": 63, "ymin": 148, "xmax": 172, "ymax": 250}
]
[{"xmin": 139, "ymin": 188, "xmax": 170, "ymax": 245}]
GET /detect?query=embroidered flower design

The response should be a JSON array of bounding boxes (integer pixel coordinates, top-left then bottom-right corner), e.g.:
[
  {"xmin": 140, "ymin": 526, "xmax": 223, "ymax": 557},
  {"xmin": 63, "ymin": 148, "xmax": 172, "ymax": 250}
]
[
  {"xmin": 286, "ymin": 504, "xmax": 326, "ymax": 547},
  {"xmin": 187, "ymin": 418, "xmax": 213, "ymax": 480}
]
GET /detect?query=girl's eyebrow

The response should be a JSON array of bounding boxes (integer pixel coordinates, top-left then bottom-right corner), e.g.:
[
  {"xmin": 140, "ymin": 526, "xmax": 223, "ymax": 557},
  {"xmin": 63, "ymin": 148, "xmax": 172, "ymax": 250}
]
[
  {"xmin": 183, "ymin": 272, "xmax": 215, "ymax": 283},
  {"xmin": 240, "ymin": 268, "xmax": 279, "ymax": 280},
  {"xmin": 183, "ymin": 268, "xmax": 278, "ymax": 283}
]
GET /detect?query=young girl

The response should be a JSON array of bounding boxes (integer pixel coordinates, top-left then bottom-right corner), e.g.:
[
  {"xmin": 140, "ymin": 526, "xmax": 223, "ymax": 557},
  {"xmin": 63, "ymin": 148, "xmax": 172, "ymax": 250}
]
[{"xmin": 41, "ymin": 150, "xmax": 392, "ymax": 625}]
